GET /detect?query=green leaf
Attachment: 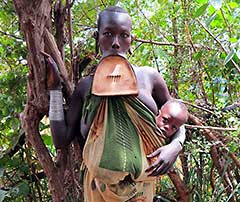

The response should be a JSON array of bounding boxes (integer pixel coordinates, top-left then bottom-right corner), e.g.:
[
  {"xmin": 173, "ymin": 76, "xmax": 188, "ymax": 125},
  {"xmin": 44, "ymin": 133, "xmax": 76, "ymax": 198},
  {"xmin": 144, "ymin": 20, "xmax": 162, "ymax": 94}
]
[
  {"xmin": 193, "ymin": 51, "xmax": 203, "ymax": 61},
  {"xmin": 224, "ymin": 49, "xmax": 235, "ymax": 65},
  {"xmin": 228, "ymin": 2, "xmax": 238, "ymax": 9},
  {"xmin": 197, "ymin": 0, "xmax": 208, "ymax": 3},
  {"xmin": 173, "ymin": 4, "xmax": 181, "ymax": 13},
  {"xmin": 42, "ymin": 134, "xmax": 53, "ymax": 146},
  {"xmin": 229, "ymin": 38, "xmax": 238, "ymax": 43},
  {"xmin": 206, "ymin": 12, "xmax": 217, "ymax": 27},
  {"xmin": 193, "ymin": 3, "xmax": 209, "ymax": 18},
  {"xmin": 209, "ymin": 0, "xmax": 223, "ymax": 10}
]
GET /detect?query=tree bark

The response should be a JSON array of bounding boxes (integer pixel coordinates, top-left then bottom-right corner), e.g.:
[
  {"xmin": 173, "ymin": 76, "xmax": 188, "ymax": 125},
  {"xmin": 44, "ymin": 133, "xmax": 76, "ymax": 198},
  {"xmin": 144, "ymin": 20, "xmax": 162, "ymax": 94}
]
[
  {"xmin": 168, "ymin": 169, "xmax": 190, "ymax": 202},
  {"xmin": 13, "ymin": 1, "xmax": 66, "ymax": 201}
]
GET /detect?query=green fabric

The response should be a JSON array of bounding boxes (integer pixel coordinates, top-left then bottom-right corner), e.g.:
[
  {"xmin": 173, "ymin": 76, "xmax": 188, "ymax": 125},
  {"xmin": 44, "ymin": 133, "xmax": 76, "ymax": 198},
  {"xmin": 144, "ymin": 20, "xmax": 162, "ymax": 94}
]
[
  {"xmin": 99, "ymin": 97, "xmax": 142, "ymax": 179},
  {"xmin": 82, "ymin": 94, "xmax": 102, "ymax": 126},
  {"xmin": 124, "ymin": 96, "xmax": 158, "ymax": 129},
  {"xmin": 82, "ymin": 94, "xmax": 163, "ymax": 180},
  {"xmin": 82, "ymin": 95, "xmax": 158, "ymax": 138}
]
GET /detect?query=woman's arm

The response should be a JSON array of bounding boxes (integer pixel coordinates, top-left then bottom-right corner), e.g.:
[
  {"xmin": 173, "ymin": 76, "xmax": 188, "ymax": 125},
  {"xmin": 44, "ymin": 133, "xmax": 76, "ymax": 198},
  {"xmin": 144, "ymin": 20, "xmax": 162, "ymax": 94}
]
[
  {"xmin": 146, "ymin": 70, "xmax": 186, "ymax": 176},
  {"xmin": 46, "ymin": 54, "xmax": 83, "ymax": 149}
]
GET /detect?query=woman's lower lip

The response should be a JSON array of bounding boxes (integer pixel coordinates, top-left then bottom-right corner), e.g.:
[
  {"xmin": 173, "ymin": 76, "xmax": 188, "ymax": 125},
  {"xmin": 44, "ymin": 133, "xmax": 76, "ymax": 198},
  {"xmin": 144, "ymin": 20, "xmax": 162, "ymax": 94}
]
[{"xmin": 102, "ymin": 52, "xmax": 126, "ymax": 58}]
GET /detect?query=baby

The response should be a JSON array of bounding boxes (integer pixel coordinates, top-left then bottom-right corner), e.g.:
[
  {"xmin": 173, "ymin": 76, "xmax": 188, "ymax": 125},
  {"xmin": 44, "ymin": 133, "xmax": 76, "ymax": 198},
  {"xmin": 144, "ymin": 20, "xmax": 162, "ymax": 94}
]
[{"xmin": 156, "ymin": 100, "xmax": 188, "ymax": 138}]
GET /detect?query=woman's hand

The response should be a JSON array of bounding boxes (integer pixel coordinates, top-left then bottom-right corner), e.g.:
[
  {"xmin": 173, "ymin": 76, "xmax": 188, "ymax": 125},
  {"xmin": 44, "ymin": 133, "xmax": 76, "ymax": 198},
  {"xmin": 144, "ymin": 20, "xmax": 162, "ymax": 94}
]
[
  {"xmin": 41, "ymin": 51, "xmax": 62, "ymax": 90},
  {"xmin": 145, "ymin": 140, "xmax": 182, "ymax": 176}
]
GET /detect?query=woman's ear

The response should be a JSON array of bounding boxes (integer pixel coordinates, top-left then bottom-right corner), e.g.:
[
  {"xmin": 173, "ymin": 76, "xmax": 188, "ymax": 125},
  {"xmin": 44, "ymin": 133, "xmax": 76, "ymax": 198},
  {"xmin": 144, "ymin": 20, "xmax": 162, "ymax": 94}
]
[
  {"xmin": 156, "ymin": 110, "xmax": 162, "ymax": 127},
  {"xmin": 92, "ymin": 31, "xmax": 99, "ymax": 40},
  {"xmin": 128, "ymin": 35, "xmax": 135, "ymax": 55},
  {"xmin": 128, "ymin": 46, "xmax": 133, "ymax": 55},
  {"xmin": 131, "ymin": 34, "xmax": 136, "ymax": 43},
  {"xmin": 92, "ymin": 31, "xmax": 99, "ymax": 56}
]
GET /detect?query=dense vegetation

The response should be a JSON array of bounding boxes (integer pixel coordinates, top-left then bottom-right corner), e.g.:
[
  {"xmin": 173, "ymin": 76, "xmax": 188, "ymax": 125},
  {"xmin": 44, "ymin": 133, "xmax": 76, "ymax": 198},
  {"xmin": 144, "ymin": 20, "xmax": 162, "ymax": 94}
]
[{"xmin": 0, "ymin": 0, "xmax": 239, "ymax": 201}]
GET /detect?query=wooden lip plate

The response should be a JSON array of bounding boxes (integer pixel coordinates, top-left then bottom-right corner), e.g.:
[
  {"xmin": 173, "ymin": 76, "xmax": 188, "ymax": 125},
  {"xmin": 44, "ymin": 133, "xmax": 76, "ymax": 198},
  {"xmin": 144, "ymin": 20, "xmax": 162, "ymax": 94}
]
[{"xmin": 92, "ymin": 55, "xmax": 138, "ymax": 96}]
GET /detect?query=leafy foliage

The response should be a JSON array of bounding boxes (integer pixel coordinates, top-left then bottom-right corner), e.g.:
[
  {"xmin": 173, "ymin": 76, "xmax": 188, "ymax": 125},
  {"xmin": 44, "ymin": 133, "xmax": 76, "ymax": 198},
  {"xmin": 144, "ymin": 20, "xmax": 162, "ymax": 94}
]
[{"xmin": 0, "ymin": 0, "xmax": 239, "ymax": 201}]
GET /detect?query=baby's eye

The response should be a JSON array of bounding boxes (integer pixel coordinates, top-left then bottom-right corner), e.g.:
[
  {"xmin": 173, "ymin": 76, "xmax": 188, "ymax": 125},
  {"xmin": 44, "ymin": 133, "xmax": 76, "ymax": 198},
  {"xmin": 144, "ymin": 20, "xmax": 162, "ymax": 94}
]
[
  {"xmin": 162, "ymin": 117, "xmax": 168, "ymax": 123},
  {"xmin": 103, "ymin": 32, "xmax": 112, "ymax": 37}
]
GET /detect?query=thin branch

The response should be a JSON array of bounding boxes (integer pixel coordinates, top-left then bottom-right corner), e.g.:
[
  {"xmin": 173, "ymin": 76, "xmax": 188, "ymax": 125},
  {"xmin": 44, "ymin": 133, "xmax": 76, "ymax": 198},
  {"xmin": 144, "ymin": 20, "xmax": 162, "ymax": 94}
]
[
  {"xmin": 184, "ymin": 20, "xmax": 209, "ymax": 104},
  {"xmin": 44, "ymin": 28, "xmax": 73, "ymax": 97},
  {"xmin": 188, "ymin": 114, "xmax": 240, "ymax": 169},
  {"xmin": 66, "ymin": 0, "xmax": 73, "ymax": 65},
  {"xmin": 5, "ymin": 131, "xmax": 25, "ymax": 157},
  {"xmin": 196, "ymin": 20, "xmax": 227, "ymax": 52},
  {"xmin": 137, "ymin": 4, "xmax": 169, "ymax": 42},
  {"xmin": 185, "ymin": 124, "xmax": 237, "ymax": 131},
  {"xmin": 54, "ymin": 0, "xmax": 66, "ymax": 59},
  {"xmin": 180, "ymin": 100, "xmax": 217, "ymax": 116},
  {"xmin": 64, "ymin": 0, "xmax": 75, "ymax": 9},
  {"xmin": 134, "ymin": 38, "xmax": 211, "ymax": 50},
  {"xmin": 197, "ymin": 19, "xmax": 240, "ymax": 74},
  {"xmin": 0, "ymin": 30, "xmax": 23, "ymax": 40},
  {"xmin": 220, "ymin": 8, "xmax": 232, "ymax": 37},
  {"xmin": 94, "ymin": 0, "xmax": 100, "ymax": 16},
  {"xmin": 171, "ymin": 2, "xmax": 180, "ymax": 96},
  {"xmin": 222, "ymin": 102, "xmax": 240, "ymax": 111},
  {"xmin": 168, "ymin": 169, "xmax": 190, "ymax": 201}
]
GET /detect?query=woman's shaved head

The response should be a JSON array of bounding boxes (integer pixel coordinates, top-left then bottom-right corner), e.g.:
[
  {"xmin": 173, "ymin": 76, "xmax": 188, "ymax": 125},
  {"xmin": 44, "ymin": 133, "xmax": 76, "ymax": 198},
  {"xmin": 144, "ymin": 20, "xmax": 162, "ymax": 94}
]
[{"xmin": 97, "ymin": 6, "xmax": 132, "ymax": 31}]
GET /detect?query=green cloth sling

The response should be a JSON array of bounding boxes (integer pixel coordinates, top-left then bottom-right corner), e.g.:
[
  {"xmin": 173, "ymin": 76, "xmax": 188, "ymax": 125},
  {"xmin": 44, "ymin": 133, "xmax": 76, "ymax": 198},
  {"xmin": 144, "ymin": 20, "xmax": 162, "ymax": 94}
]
[
  {"xmin": 99, "ymin": 97, "xmax": 142, "ymax": 179},
  {"xmin": 82, "ymin": 95, "xmax": 165, "ymax": 185}
]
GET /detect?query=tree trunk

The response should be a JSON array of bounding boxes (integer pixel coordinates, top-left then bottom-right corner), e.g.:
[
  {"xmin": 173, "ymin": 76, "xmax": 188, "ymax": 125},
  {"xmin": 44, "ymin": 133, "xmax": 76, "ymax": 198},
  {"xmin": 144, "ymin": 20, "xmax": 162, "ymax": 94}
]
[{"xmin": 13, "ymin": 1, "xmax": 66, "ymax": 201}]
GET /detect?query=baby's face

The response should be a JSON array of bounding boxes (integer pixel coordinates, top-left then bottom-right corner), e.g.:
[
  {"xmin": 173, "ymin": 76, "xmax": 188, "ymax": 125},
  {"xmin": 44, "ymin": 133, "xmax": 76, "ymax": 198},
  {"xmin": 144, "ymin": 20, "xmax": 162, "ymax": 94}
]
[{"xmin": 156, "ymin": 104, "xmax": 186, "ymax": 137}]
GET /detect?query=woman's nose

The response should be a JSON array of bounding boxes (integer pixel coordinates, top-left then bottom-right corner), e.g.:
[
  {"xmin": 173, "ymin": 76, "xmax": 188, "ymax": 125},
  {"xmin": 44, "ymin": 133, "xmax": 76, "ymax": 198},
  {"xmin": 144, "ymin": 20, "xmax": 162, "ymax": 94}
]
[{"xmin": 112, "ymin": 36, "xmax": 120, "ymax": 49}]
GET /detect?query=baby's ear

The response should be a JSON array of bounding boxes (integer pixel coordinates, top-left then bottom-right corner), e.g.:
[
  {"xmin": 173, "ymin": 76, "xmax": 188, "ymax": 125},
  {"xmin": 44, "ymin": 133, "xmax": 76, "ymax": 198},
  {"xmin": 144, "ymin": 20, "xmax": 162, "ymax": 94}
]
[
  {"xmin": 156, "ymin": 110, "xmax": 161, "ymax": 121},
  {"xmin": 156, "ymin": 110, "xmax": 161, "ymax": 127}
]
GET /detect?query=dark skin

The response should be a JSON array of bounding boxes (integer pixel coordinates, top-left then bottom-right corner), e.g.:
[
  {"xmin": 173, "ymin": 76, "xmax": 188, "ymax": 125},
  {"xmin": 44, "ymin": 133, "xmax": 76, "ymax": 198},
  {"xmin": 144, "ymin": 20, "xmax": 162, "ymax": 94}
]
[{"xmin": 47, "ymin": 11, "xmax": 183, "ymax": 177}]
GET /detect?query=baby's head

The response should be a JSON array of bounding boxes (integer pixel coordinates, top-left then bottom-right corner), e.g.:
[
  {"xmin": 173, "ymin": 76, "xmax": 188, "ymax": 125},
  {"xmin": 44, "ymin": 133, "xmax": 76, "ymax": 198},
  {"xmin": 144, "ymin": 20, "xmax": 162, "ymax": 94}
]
[{"xmin": 156, "ymin": 100, "xmax": 188, "ymax": 138}]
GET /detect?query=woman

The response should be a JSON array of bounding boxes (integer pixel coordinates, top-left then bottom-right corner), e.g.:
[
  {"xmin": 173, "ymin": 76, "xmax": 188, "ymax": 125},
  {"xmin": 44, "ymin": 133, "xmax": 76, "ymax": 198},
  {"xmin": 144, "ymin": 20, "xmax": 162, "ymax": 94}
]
[{"xmin": 47, "ymin": 6, "xmax": 186, "ymax": 202}]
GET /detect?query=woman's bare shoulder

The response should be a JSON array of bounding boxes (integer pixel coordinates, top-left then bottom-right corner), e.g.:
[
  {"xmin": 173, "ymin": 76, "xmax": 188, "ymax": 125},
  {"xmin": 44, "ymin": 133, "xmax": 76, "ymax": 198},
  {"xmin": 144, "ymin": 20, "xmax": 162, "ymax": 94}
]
[
  {"xmin": 74, "ymin": 75, "xmax": 93, "ymax": 98},
  {"xmin": 133, "ymin": 65, "xmax": 163, "ymax": 80}
]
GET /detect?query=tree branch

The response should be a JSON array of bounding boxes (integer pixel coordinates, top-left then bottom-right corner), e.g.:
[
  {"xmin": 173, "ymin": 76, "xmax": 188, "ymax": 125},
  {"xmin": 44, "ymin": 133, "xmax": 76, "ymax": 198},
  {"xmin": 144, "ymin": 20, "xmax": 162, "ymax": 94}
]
[
  {"xmin": 0, "ymin": 30, "xmax": 23, "ymax": 40},
  {"xmin": 185, "ymin": 124, "xmax": 237, "ymax": 131},
  {"xmin": 13, "ymin": 1, "xmax": 67, "ymax": 201},
  {"xmin": 66, "ymin": 0, "xmax": 75, "ymax": 85},
  {"xmin": 44, "ymin": 28, "xmax": 73, "ymax": 98},
  {"xmin": 134, "ymin": 38, "xmax": 212, "ymax": 50},
  {"xmin": 188, "ymin": 114, "xmax": 240, "ymax": 169},
  {"xmin": 180, "ymin": 100, "xmax": 217, "ymax": 116},
  {"xmin": 197, "ymin": 19, "xmax": 240, "ymax": 74},
  {"xmin": 168, "ymin": 169, "xmax": 190, "ymax": 202}
]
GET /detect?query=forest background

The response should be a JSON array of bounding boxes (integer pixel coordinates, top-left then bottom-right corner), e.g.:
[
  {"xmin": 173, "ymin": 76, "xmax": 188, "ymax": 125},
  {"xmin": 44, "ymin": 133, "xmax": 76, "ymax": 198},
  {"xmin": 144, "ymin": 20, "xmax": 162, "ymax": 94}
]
[{"xmin": 0, "ymin": 0, "xmax": 239, "ymax": 201}]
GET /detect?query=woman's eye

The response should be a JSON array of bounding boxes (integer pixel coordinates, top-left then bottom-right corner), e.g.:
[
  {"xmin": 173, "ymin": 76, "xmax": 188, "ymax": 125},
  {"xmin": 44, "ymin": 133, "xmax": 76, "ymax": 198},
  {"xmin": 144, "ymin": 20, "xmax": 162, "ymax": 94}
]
[{"xmin": 121, "ymin": 33, "xmax": 129, "ymax": 38}]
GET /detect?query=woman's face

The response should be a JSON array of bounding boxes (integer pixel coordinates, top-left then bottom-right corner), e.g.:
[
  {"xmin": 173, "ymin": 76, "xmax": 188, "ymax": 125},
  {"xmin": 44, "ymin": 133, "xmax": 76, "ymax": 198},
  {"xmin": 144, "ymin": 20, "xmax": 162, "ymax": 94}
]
[{"xmin": 98, "ymin": 12, "xmax": 132, "ymax": 58}]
